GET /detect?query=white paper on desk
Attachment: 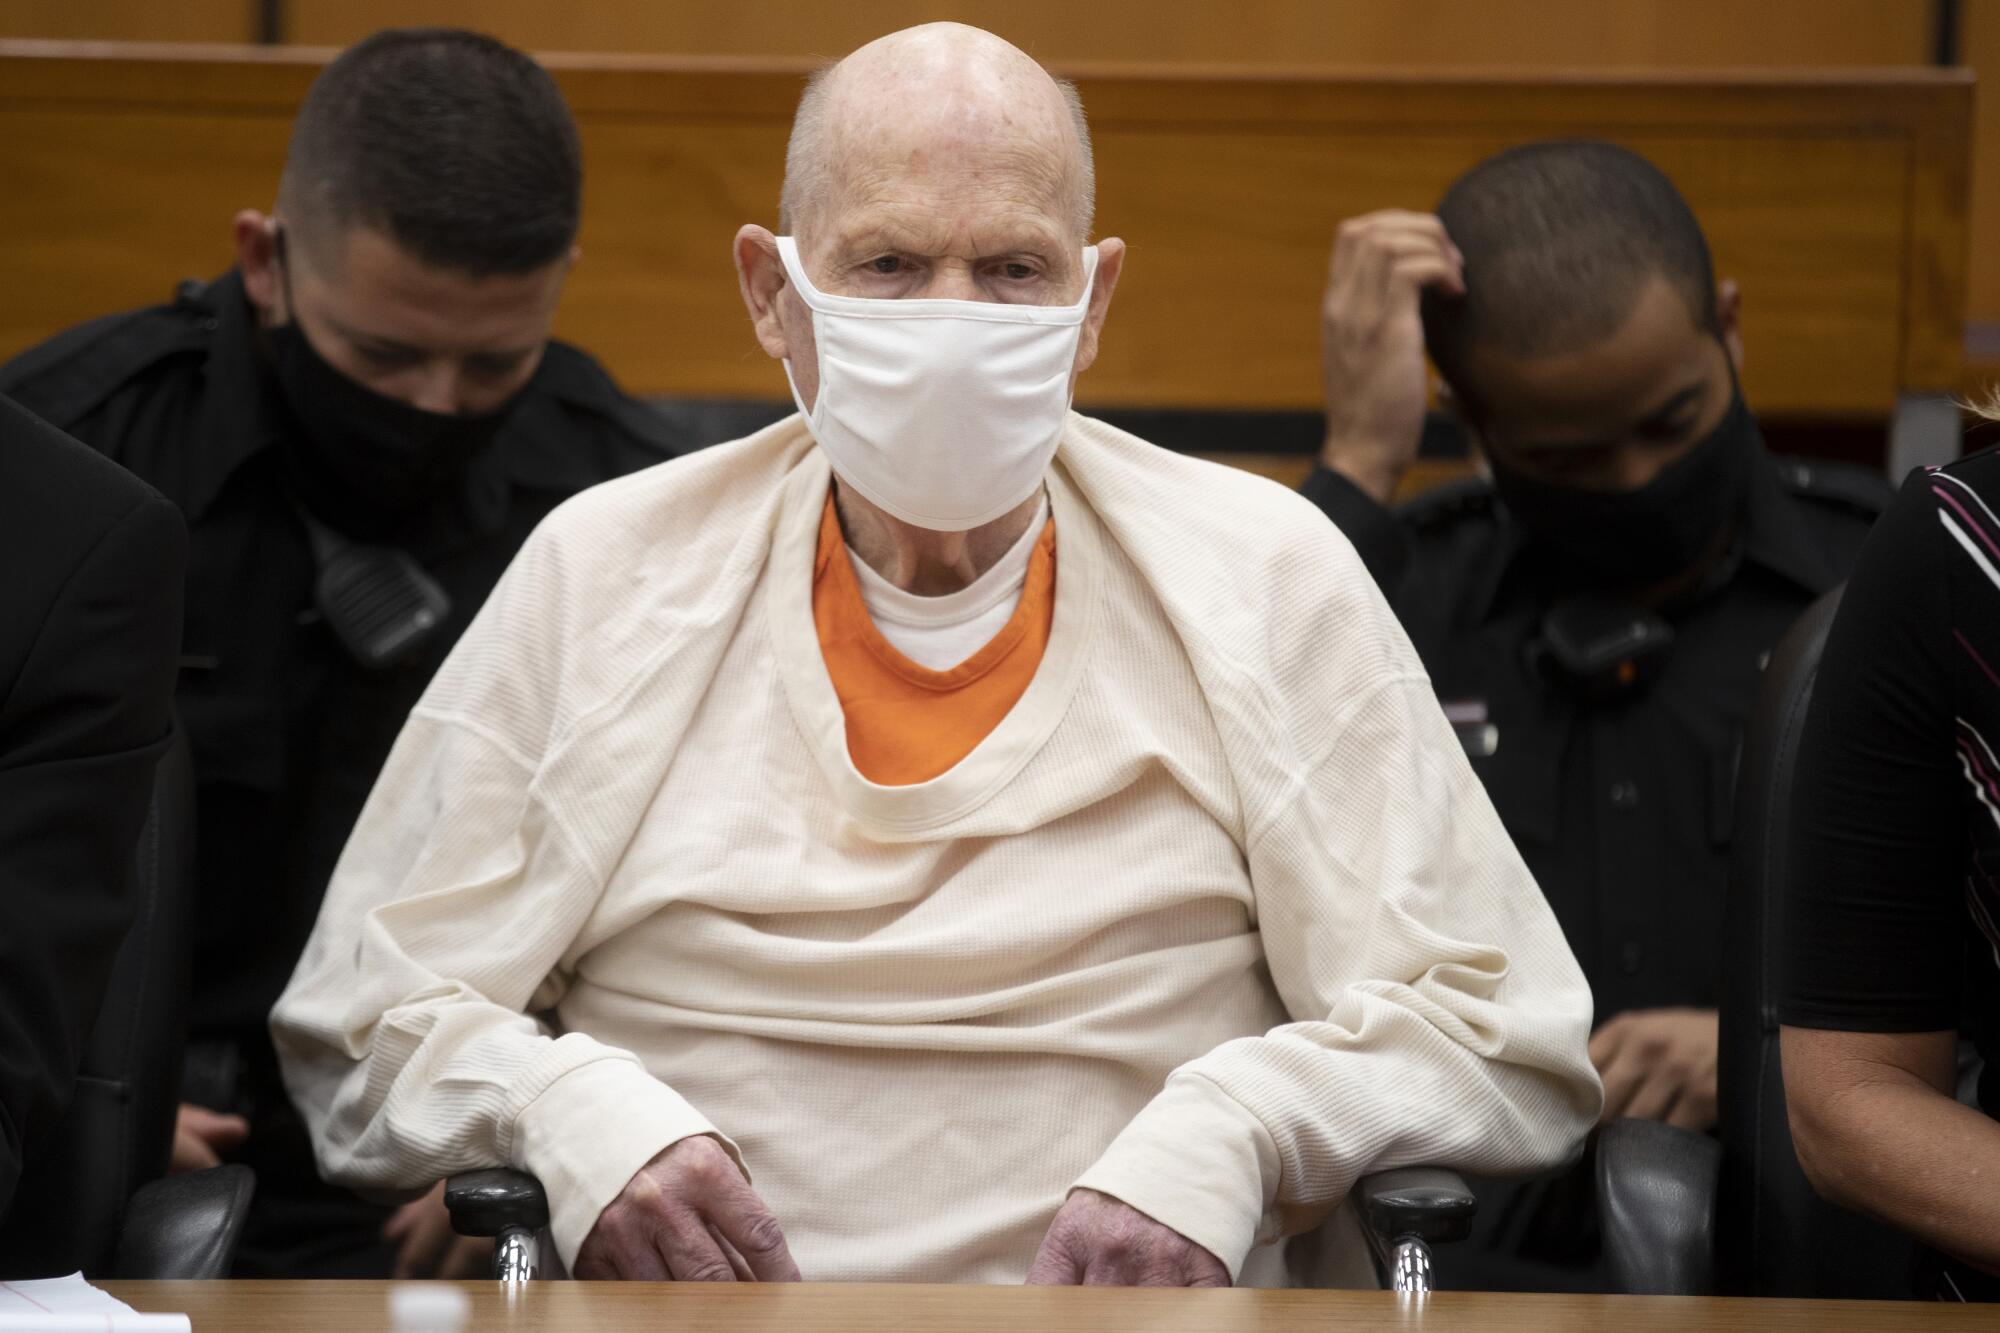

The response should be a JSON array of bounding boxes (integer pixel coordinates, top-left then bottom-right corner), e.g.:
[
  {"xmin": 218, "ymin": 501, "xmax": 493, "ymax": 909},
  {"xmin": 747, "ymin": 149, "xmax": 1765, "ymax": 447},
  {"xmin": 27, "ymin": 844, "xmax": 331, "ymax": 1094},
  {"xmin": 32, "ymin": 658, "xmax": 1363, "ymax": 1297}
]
[{"xmin": 0, "ymin": 1273, "xmax": 190, "ymax": 1331}]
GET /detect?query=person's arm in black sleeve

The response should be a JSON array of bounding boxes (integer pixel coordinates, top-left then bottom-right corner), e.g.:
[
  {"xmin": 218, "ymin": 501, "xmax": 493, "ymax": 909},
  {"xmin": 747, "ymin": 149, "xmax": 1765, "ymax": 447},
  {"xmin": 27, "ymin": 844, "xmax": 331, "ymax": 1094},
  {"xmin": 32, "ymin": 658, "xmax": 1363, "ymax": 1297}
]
[
  {"xmin": 0, "ymin": 485, "xmax": 187, "ymax": 1218},
  {"xmin": 1776, "ymin": 468, "xmax": 2000, "ymax": 1274},
  {"xmin": 1300, "ymin": 463, "xmax": 1415, "ymax": 594}
]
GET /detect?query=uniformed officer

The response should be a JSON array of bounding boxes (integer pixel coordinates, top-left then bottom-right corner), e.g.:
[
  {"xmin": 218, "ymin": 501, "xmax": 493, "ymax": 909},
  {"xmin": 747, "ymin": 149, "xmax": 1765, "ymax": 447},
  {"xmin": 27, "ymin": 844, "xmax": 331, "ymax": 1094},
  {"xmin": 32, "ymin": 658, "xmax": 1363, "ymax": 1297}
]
[
  {"xmin": 1304, "ymin": 140, "xmax": 1887, "ymax": 1287},
  {"xmin": 0, "ymin": 29, "xmax": 684, "ymax": 1278}
]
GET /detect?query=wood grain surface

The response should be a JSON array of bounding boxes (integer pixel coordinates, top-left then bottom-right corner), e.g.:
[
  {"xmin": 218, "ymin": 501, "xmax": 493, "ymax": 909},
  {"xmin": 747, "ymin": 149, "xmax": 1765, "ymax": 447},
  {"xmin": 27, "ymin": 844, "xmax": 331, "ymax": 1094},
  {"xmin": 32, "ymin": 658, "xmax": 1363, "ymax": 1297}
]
[
  {"xmin": 100, "ymin": 1279, "xmax": 2000, "ymax": 1330},
  {"xmin": 0, "ymin": 45, "xmax": 1969, "ymax": 417}
]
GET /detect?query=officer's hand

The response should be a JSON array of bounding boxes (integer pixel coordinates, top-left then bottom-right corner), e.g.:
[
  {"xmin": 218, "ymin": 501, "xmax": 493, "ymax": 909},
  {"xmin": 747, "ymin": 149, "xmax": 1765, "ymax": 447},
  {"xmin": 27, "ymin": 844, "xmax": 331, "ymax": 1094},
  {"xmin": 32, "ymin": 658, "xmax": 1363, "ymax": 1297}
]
[
  {"xmin": 1590, "ymin": 1007, "xmax": 1720, "ymax": 1131},
  {"xmin": 383, "ymin": 1180, "xmax": 493, "ymax": 1280},
  {"xmin": 168, "ymin": 1102, "xmax": 249, "ymax": 1173},
  {"xmin": 1025, "ymin": 1188, "xmax": 1229, "ymax": 1287},
  {"xmin": 573, "ymin": 1135, "xmax": 801, "ymax": 1282},
  {"xmin": 1320, "ymin": 211, "xmax": 1465, "ymax": 505}
]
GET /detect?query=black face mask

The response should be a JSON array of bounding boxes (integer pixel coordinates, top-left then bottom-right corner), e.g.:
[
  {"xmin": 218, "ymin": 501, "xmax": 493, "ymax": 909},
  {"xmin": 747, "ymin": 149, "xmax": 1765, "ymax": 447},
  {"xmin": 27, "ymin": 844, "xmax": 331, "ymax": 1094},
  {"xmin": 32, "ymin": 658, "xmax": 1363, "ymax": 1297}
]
[
  {"xmin": 266, "ymin": 231, "xmax": 523, "ymax": 518},
  {"xmin": 1486, "ymin": 384, "xmax": 1757, "ymax": 590}
]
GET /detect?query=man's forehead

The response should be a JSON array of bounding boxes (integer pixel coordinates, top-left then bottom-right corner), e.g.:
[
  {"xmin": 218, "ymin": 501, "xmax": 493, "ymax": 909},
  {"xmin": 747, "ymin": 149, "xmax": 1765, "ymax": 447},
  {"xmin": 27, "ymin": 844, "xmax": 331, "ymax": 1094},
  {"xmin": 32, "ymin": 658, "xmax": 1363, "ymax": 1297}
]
[
  {"xmin": 298, "ymin": 223, "xmax": 563, "ymax": 349},
  {"xmin": 816, "ymin": 146, "xmax": 1074, "ymax": 250},
  {"xmin": 1468, "ymin": 278, "xmax": 1714, "ymax": 413}
]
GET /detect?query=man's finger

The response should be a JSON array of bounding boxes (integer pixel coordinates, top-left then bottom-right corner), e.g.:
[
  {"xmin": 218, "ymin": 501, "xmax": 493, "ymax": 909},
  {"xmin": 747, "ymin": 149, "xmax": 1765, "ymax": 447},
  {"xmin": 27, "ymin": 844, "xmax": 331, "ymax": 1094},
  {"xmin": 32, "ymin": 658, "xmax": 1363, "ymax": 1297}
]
[
  {"xmin": 578, "ymin": 1210, "xmax": 667, "ymax": 1281},
  {"xmin": 1024, "ymin": 1234, "xmax": 1085, "ymax": 1285},
  {"xmin": 182, "ymin": 1106, "xmax": 251, "ymax": 1151},
  {"xmin": 1621, "ymin": 1067, "xmax": 1684, "ymax": 1123},
  {"xmin": 1663, "ymin": 1092, "xmax": 1713, "ymax": 1132},
  {"xmin": 1384, "ymin": 255, "xmax": 1464, "ymax": 298},
  {"xmin": 1184, "ymin": 1259, "xmax": 1230, "ymax": 1289},
  {"xmin": 706, "ymin": 1178, "xmax": 801, "ymax": 1282},
  {"xmin": 168, "ymin": 1131, "xmax": 222, "ymax": 1174},
  {"xmin": 616, "ymin": 1233, "xmax": 671, "ymax": 1282},
  {"xmin": 707, "ymin": 1222, "xmax": 756, "ymax": 1281},
  {"xmin": 1587, "ymin": 1016, "xmax": 1631, "ymax": 1070},
  {"xmin": 1596, "ymin": 1046, "xmax": 1648, "ymax": 1121},
  {"xmin": 1081, "ymin": 1250, "xmax": 1134, "ymax": 1286},
  {"xmin": 1329, "ymin": 211, "xmax": 1437, "ymax": 278},
  {"xmin": 657, "ymin": 1212, "xmax": 742, "ymax": 1282},
  {"xmin": 392, "ymin": 1212, "xmax": 451, "ymax": 1280}
]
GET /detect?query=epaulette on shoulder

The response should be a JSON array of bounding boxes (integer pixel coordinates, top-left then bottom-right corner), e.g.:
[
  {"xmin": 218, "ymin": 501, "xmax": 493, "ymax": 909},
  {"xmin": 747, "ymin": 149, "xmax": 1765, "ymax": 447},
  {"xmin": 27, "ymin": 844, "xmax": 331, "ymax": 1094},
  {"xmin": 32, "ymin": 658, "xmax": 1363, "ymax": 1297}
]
[
  {"xmin": 535, "ymin": 339, "xmax": 684, "ymax": 460},
  {"xmin": 0, "ymin": 277, "xmax": 215, "ymax": 428},
  {"xmin": 1395, "ymin": 474, "xmax": 1499, "ymax": 530},
  {"xmin": 1771, "ymin": 456, "xmax": 1895, "ymax": 522}
]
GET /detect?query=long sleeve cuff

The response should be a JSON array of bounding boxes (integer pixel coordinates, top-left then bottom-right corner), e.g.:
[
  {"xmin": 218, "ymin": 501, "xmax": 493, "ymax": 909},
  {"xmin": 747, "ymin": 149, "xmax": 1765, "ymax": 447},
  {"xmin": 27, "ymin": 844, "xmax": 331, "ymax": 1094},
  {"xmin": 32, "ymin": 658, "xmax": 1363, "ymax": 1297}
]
[
  {"xmin": 1071, "ymin": 1073, "xmax": 1281, "ymax": 1282},
  {"xmin": 511, "ymin": 1053, "xmax": 741, "ymax": 1270},
  {"xmin": 1299, "ymin": 465, "xmax": 1412, "ymax": 594}
]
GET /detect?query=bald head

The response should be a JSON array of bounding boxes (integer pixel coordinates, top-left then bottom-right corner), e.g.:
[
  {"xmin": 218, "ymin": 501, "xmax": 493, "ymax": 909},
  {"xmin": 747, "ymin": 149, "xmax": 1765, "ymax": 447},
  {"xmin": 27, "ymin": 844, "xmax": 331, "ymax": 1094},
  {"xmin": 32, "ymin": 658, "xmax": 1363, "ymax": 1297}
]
[{"xmin": 780, "ymin": 23, "xmax": 1095, "ymax": 245}]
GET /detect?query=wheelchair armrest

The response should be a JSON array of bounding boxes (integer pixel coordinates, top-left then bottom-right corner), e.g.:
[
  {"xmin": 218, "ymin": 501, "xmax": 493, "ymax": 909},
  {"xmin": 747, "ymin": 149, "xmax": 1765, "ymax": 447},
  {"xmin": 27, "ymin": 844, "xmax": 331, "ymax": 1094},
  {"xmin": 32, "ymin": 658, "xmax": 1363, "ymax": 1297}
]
[
  {"xmin": 1596, "ymin": 1118, "xmax": 1721, "ymax": 1296},
  {"xmin": 1356, "ymin": 1167, "xmax": 1478, "ymax": 1247},
  {"xmin": 446, "ymin": 1168, "xmax": 549, "ymax": 1238},
  {"xmin": 113, "ymin": 1162, "xmax": 255, "ymax": 1279}
]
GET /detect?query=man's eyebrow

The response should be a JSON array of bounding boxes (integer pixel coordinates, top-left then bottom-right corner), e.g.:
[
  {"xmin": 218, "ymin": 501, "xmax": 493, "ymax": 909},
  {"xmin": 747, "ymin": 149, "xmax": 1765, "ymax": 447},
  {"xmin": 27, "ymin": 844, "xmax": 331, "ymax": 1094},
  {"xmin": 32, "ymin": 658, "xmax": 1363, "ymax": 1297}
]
[
  {"xmin": 321, "ymin": 313, "xmax": 424, "ymax": 358},
  {"xmin": 322, "ymin": 314, "xmax": 537, "ymax": 363},
  {"xmin": 466, "ymin": 344, "xmax": 540, "ymax": 363},
  {"xmin": 1636, "ymin": 382, "xmax": 1706, "ymax": 425}
]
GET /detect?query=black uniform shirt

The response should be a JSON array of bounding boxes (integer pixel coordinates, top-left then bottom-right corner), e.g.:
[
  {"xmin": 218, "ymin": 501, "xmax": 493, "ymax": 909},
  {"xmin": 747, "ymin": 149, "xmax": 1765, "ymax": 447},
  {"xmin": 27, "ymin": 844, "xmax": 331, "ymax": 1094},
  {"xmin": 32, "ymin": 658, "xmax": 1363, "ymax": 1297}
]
[
  {"xmin": 1303, "ymin": 441, "xmax": 1887, "ymax": 1019},
  {"xmin": 0, "ymin": 270, "xmax": 685, "ymax": 1068}
]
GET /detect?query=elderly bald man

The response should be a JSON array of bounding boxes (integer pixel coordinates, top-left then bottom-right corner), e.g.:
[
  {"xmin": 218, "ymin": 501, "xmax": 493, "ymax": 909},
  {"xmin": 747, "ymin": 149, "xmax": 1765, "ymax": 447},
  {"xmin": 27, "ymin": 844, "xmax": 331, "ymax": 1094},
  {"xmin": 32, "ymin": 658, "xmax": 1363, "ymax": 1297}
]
[{"xmin": 273, "ymin": 24, "xmax": 1600, "ymax": 1287}]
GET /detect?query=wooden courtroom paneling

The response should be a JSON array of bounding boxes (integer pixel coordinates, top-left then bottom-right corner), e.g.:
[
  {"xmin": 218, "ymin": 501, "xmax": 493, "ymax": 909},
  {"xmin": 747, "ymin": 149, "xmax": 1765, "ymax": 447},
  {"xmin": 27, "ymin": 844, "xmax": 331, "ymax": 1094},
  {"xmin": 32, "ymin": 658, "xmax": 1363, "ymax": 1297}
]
[
  {"xmin": 1955, "ymin": 0, "xmax": 2000, "ymax": 388},
  {"xmin": 0, "ymin": 46, "xmax": 1969, "ymax": 418},
  {"xmin": 0, "ymin": 0, "xmax": 253, "ymax": 43},
  {"xmin": 282, "ymin": 0, "xmax": 1929, "ymax": 68}
]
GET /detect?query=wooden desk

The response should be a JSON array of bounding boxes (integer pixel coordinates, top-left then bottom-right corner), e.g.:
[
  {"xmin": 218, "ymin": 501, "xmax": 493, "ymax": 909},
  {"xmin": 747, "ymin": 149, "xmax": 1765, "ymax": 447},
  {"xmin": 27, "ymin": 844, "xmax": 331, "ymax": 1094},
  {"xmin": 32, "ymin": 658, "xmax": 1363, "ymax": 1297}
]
[
  {"xmin": 0, "ymin": 43, "xmax": 1970, "ymax": 422},
  {"xmin": 99, "ymin": 1280, "xmax": 2000, "ymax": 1330}
]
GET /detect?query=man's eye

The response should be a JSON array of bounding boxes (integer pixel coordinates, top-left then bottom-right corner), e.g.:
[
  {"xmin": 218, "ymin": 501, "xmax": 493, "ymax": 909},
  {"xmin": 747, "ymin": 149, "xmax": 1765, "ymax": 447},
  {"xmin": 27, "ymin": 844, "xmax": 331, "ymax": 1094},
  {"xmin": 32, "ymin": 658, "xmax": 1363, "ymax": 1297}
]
[
  {"xmin": 869, "ymin": 256, "xmax": 903, "ymax": 275},
  {"xmin": 1637, "ymin": 417, "xmax": 1696, "ymax": 443},
  {"xmin": 1002, "ymin": 262, "xmax": 1035, "ymax": 280},
  {"xmin": 358, "ymin": 346, "xmax": 419, "ymax": 369}
]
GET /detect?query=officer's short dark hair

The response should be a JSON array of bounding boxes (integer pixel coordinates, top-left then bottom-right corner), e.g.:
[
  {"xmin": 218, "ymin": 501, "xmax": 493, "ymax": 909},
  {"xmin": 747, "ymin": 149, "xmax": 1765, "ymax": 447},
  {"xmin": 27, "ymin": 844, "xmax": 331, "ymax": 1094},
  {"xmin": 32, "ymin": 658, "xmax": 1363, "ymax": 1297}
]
[
  {"xmin": 1420, "ymin": 140, "xmax": 1718, "ymax": 404},
  {"xmin": 278, "ymin": 28, "xmax": 581, "ymax": 276}
]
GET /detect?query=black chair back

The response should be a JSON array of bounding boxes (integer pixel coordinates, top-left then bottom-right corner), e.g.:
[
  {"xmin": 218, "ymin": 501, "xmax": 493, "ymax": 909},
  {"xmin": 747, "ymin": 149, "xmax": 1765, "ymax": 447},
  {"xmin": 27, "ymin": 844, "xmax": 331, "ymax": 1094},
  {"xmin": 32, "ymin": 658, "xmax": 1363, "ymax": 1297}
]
[
  {"xmin": 0, "ymin": 726, "xmax": 195, "ymax": 1275},
  {"xmin": 1714, "ymin": 586, "xmax": 1915, "ymax": 1297}
]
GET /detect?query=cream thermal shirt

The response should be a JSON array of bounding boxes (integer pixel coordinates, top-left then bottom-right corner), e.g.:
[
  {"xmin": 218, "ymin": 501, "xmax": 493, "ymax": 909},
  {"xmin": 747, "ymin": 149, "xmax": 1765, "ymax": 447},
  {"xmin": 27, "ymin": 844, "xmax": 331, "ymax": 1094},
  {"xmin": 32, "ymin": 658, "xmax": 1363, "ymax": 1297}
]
[{"xmin": 271, "ymin": 414, "xmax": 1600, "ymax": 1285}]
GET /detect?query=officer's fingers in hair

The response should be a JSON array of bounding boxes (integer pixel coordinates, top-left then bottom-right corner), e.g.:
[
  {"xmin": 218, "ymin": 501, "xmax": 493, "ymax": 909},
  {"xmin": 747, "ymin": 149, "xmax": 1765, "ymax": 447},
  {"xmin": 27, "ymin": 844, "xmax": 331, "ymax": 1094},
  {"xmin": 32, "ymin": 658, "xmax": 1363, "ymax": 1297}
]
[{"xmin": 1386, "ymin": 253, "xmax": 1463, "ymax": 299}]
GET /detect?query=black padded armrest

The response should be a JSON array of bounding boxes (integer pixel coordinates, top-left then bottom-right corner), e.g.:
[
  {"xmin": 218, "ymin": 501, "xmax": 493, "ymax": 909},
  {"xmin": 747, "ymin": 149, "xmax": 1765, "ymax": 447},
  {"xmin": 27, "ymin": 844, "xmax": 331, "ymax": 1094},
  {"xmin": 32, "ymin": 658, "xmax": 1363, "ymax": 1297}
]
[
  {"xmin": 1356, "ymin": 1167, "xmax": 1477, "ymax": 1245},
  {"xmin": 446, "ymin": 1168, "xmax": 549, "ymax": 1237},
  {"xmin": 112, "ymin": 1163, "xmax": 254, "ymax": 1279},
  {"xmin": 1597, "ymin": 1118, "xmax": 1722, "ymax": 1295}
]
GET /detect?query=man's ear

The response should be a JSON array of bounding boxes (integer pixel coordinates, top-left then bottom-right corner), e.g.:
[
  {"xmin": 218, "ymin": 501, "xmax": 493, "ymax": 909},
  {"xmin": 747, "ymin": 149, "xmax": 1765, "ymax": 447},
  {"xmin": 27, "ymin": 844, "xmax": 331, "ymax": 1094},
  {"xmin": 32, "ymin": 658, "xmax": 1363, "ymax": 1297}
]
[
  {"xmin": 233, "ymin": 209, "xmax": 283, "ymax": 324},
  {"xmin": 1072, "ymin": 237, "xmax": 1126, "ymax": 375},
  {"xmin": 734, "ymin": 225, "xmax": 793, "ymax": 361},
  {"xmin": 1716, "ymin": 278, "xmax": 1744, "ymax": 374}
]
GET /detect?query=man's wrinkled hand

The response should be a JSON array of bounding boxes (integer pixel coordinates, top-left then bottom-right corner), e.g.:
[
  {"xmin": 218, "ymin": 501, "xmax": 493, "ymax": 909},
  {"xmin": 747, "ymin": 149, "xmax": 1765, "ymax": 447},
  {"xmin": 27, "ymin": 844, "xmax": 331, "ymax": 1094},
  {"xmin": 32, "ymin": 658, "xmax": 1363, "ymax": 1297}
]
[
  {"xmin": 572, "ymin": 1135, "xmax": 801, "ymax": 1282},
  {"xmin": 1319, "ymin": 210, "xmax": 1465, "ymax": 506},
  {"xmin": 1025, "ymin": 1188, "xmax": 1229, "ymax": 1287},
  {"xmin": 383, "ymin": 1180, "xmax": 492, "ymax": 1280},
  {"xmin": 1591, "ymin": 1007, "xmax": 1720, "ymax": 1131},
  {"xmin": 168, "ymin": 1102, "xmax": 249, "ymax": 1173}
]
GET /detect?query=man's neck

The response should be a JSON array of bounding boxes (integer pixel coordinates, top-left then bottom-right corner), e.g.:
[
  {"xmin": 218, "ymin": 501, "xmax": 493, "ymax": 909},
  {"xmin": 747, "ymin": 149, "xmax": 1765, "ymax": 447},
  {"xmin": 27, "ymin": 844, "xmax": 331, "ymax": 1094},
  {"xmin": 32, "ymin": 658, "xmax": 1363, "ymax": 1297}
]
[{"xmin": 833, "ymin": 479, "xmax": 1043, "ymax": 596}]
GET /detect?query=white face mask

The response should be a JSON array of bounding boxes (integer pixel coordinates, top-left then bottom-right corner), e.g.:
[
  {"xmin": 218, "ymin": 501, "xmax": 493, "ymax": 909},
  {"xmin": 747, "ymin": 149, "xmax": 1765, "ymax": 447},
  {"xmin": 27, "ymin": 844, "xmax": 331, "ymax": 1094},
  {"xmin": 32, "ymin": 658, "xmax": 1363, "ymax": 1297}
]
[{"xmin": 776, "ymin": 236, "xmax": 1100, "ymax": 532}]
